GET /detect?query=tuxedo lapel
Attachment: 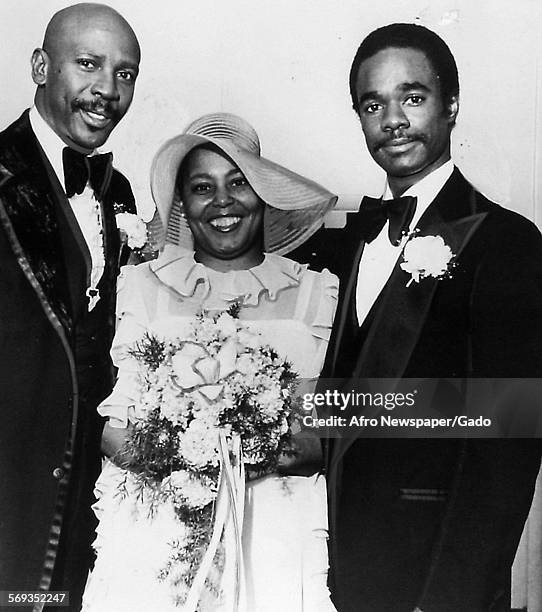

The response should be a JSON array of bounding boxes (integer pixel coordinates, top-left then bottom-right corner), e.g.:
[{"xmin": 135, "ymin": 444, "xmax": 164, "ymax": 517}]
[
  {"xmin": 353, "ymin": 169, "xmax": 487, "ymax": 379},
  {"xmin": 328, "ymin": 228, "xmax": 367, "ymax": 376},
  {"xmin": 330, "ymin": 170, "xmax": 488, "ymax": 466},
  {"xmin": 41, "ymin": 152, "xmax": 92, "ymax": 320},
  {"xmin": 0, "ymin": 113, "xmax": 80, "ymax": 333},
  {"xmin": 52, "ymin": 151, "xmax": 117, "ymax": 319},
  {"xmin": 325, "ymin": 199, "xmax": 401, "ymax": 376},
  {"xmin": 0, "ymin": 112, "xmax": 124, "ymax": 325},
  {"xmin": 98, "ymin": 171, "xmax": 121, "ymax": 287}
]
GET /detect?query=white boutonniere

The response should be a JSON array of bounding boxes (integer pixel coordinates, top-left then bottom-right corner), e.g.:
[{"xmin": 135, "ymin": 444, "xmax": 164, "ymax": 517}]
[
  {"xmin": 400, "ymin": 234, "xmax": 455, "ymax": 287},
  {"xmin": 115, "ymin": 211, "xmax": 148, "ymax": 249}
]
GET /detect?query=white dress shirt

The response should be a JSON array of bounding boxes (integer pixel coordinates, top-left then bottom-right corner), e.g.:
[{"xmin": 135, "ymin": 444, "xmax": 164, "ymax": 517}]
[
  {"xmin": 29, "ymin": 106, "xmax": 105, "ymax": 310},
  {"xmin": 355, "ymin": 160, "xmax": 454, "ymax": 325}
]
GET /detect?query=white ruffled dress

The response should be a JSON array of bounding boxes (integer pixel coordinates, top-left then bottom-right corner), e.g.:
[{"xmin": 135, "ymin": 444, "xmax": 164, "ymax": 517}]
[{"xmin": 81, "ymin": 246, "xmax": 338, "ymax": 612}]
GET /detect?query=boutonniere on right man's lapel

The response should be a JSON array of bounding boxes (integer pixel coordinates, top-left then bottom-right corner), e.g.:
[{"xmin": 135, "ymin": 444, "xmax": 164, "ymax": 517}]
[{"xmin": 400, "ymin": 232, "xmax": 455, "ymax": 287}]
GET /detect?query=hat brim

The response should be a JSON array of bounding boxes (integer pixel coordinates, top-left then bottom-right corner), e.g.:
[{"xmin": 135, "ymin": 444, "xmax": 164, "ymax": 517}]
[{"xmin": 150, "ymin": 133, "xmax": 337, "ymax": 255}]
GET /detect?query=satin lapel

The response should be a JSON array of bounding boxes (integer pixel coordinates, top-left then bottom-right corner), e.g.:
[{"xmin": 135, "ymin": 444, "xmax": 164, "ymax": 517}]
[
  {"xmin": 98, "ymin": 164, "xmax": 121, "ymax": 280},
  {"xmin": 331, "ymin": 170, "xmax": 488, "ymax": 465},
  {"xmin": 0, "ymin": 113, "xmax": 74, "ymax": 333},
  {"xmin": 327, "ymin": 208, "xmax": 368, "ymax": 376},
  {"xmin": 55, "ymin": 151, "xmax": 119, "ymax": 315},
  {"xmin": 329, "ymin": 239, "xmax": 366, "ymax": 376},
  {"xmin": 42, "ymin": 155, "xmax": 92, "ymax": 319},
  {"xmin": 354, "ymin": 172, "xmax": 487, "ymax": 379},
  {"xmin": 356, "ymin": 211, "xmax": 487, "ymax": 379}
]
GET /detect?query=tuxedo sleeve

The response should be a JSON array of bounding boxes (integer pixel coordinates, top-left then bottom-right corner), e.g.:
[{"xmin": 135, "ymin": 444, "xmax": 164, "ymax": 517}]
[
  {"xmin": 469, "ymin": 211, "xmax": 542, "ymax": 377},
  {"xmin": 419, "ymin": 211, "xmax": 542, "ymax": 611},
  {"xmin": 288, "ymin": 226, "xmax": 345, "ymax": 275}
]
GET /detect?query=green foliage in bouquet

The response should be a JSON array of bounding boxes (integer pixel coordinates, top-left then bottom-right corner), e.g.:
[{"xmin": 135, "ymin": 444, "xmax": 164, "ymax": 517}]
[{"xmin": 115, "ymin": 304, "xmax": 300, "ymax": 604}]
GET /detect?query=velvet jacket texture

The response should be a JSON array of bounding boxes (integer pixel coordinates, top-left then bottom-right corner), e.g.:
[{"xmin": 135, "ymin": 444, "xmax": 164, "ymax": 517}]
[
  {"xmin": 290, "ymin": 168, "xmax": 542, "ymax": 612},
  {"xmin": 0, "ymin": 111, "xmax": 135, "ymax": 607}
]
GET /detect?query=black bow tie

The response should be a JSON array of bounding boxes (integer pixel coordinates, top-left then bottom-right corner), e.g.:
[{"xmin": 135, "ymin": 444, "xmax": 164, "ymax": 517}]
[
  {"xmin": 62, "ymin": 147, "xmax": 113, "ymax": 199},
  {"xmin": 357, "ymin": 195, "xmax": 417, "ymax": 246}
]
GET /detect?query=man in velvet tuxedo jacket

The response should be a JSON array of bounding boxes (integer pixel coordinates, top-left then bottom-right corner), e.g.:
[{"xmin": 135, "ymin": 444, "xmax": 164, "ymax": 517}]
[
  {"xmin": 291, "ymin": 24, "xmax": 542, "ymax": 612},
  {"xmin": 0, "ymin": 4, "xmax": 140, "ymax": 608}
]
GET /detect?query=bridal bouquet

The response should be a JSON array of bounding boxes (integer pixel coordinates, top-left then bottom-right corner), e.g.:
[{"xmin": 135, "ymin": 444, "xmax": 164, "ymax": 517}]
[{"xmin": 117, "ymin": 304, "xmax": 298, "ymax": 607}]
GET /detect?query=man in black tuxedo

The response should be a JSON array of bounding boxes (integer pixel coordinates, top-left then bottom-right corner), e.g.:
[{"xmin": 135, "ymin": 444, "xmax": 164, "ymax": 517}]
[
  {"xmin": 291, "ymin": 23, "xmax": 542, "ymax": 612},
  {"xmin": 0, "ymin": 4, "xmax": 140, "ymax": 608}
]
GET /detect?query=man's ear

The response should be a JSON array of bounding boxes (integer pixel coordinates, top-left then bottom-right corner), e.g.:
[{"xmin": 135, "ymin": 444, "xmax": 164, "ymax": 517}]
[
  {"xmin": 446, "ymin": 95, "xmax": 459, "ymax": 125},
  {"xmin": 31, "ymin": 48, "xmax": 49, "ymax": 86}
]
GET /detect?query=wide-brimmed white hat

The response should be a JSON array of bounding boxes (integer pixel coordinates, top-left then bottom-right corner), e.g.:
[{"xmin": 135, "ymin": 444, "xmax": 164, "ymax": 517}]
[{"xmin": 150, "ymin": 112, "xmax": 337, "ymax": 255}]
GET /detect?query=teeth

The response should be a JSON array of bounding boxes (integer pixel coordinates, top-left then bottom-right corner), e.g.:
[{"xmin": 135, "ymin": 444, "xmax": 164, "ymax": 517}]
[
  {"xmin": 210, "ymin": 216, "xmax": 241, "ymax": 229},
  {"xmin": 83, "ymin": 110, "xmax": 109, "ymax": 124}
]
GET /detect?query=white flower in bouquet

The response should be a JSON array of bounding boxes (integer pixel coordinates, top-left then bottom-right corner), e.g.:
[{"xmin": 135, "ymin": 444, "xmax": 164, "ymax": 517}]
[
  {"xmin": 192, "ymin": 316, "xmax": 219, "ymax": 346},
  {"xmin": 215, "ymin": 311, "xmax": 238, "ymax": 337},
  {"xmin": 178, "ymin": 417, "xmax": 220, "ymax": 468},
  {"xmin": 171, "ymin": 343, "xmax": 209, "ymax": 388},
  {"xmin": 160, "ymin": 382, "xmax": 191, "ymax": 426},
  {"xmin": 254, "ymin": 388, "xmax": 283, "ymax": 419},
  {"xmin": 191, "ymin": 396, "xmax": 222, "ymax": 423},
  {"xmin": 140, "ymin": 387, "xmax": 161, "ymax": 408},
  {"xmin": 214, "ymin": 338, "xmax": 238, "ymax": 379},
  {"xmin": 236, "ymin": 352, "xmax": 258, "ymax": 378},
  {"xmin": 192, "ymin": 356, "xmax": 220, "ymax": 386},
  {"xmin": 153, "ymin": 363, "xmax": 171, "ymax": 385},
  {"xmin": 116, "ymin": 212, "xmax": 148, "ymax": 249},
  {"xmin": 170, "ymin": 338, "xmax": 237, "ymax": 392},
  {"xmin": 164, "ymin": 470, "xmax": 217, "ymax": 510},
  {"xmin": 158, "ymin": 431, "xmax": 169, "ymax": 445},
  {"xmin": 121, "ymin": 308, "xmax": 298, "ymax": 605},
  {"xmin": 237, "ymin": 327, "xmax": 262, "ymax": 350}
]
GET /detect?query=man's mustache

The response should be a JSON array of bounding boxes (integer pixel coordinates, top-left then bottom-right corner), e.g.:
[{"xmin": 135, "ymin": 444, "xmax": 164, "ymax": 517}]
[
  {"xmin": 71, "ymin": 98, "xmax": 119, "ymax": 122},
  {"xmin": 374, "ymin": 132, "xmax": 427, "ymax": 152}
]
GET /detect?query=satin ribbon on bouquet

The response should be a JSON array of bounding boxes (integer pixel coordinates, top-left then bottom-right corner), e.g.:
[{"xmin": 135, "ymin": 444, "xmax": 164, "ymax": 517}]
[
  {"xmin": 184, "ymin": 431, "xmax": 246, "ymax": 612},
  {"xmin": 171, "ymin": 338, "xmax": 238, "ymax": 402}
]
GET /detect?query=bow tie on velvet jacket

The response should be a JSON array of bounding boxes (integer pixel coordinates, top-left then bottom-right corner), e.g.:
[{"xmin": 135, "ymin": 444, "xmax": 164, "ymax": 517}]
[
  {"xmin": 357, "ymin": 195, "xmax": 417, "ymax": 245},
  {"xmin": 62, "ymin": 147, "xmax": 113, "ymax": 199}
]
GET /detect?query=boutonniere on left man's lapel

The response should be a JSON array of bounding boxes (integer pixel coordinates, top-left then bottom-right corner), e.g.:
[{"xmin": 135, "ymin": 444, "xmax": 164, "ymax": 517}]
[
  {"xmin": 400, "ymin": 233, "xmax": 455, "ymax": 287},
  {"xmin": 115, "ymin": 210, "xmax": 148, "ymax": 250},
  {"xmin": 114, "ymin": 202, "xmax": 155, "ymax": 265}
]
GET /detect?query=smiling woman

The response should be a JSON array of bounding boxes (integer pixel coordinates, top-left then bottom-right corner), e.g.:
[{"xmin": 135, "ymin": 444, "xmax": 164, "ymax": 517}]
[
  {"xmin": 178, "ymin": 144, "xmax": 265, "ymax": 271},
  {"xmin": 150, "ymin": 112, "xmax": 337, "ymax": 260},
  {"xmin": 81, "ymin": 112, "xmax": 340, "ymax": 611}
]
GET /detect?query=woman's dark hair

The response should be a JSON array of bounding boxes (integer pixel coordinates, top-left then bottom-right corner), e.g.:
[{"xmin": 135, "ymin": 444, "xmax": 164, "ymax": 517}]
[{"xmin": 349, "ymin": 23, "xmax": 459, "ymax": 114}]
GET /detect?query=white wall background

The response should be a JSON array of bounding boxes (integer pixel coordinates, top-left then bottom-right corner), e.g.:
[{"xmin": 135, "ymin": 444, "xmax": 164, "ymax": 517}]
[{"xmin": 1, "ymin": 0, "xmax": 542, "ymax": 223}]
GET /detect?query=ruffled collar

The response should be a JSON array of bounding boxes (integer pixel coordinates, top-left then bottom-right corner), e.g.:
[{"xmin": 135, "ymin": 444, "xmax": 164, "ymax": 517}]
[{"xmin": 149, "ymin": 245, "xmax": 307, "ymax": 306}]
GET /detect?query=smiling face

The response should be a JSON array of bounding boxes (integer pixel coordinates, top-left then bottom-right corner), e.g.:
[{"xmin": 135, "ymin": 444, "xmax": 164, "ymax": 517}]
[
  {"xmin": 354, "ymin": 47, "xmax": 458, "ymax": 195},
  {"xmin": 179, "ymin": 145, "xmax": 265, "ymax": 272},
  {"xmin": 32, "ymin": 6, "xmax": 140, "ymax": 152}
]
